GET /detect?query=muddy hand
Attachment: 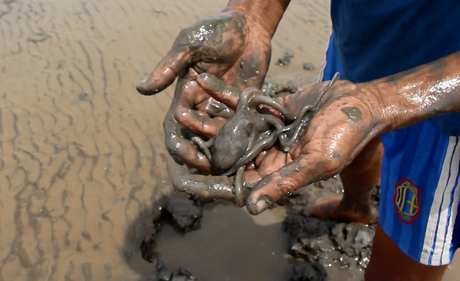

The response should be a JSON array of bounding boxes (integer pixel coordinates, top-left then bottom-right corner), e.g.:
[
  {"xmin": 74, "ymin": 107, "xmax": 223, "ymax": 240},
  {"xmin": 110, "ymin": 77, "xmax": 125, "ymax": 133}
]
[
  {"xmin": 136, "ymin": 12, "xmax": 271, "ymax": 171},
  {"xmin": 165, "ymin": 72, "xmax": 247, "ymax": 172},
  {"xmin": 136, "ymin": 12, "xmax": 270, "ymax": 94},
  {"xmin": 245, "ymin": 81, "xmax": 387, "ymax": 214}
]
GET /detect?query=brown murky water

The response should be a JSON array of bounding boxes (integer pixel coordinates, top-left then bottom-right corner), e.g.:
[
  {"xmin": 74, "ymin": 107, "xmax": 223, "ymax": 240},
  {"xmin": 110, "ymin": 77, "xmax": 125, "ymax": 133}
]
[
  {"xmin": 155, "ymin": 202, "xmax": 292, "ymax": 281},
  {"xmin": 0, "ymin": 0, "xmax": 457, "ymax": 280}
]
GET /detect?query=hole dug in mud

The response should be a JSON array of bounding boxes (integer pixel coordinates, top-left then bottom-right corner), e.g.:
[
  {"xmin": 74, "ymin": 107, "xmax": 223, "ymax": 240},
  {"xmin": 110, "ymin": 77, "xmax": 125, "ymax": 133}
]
[
  {"xmin": 141, "ymin": 191, "xmax": 292, "ymax": 281},
  {"xmin": 140, "ymin": 178, "xmax": 378, "ymax": 281}
]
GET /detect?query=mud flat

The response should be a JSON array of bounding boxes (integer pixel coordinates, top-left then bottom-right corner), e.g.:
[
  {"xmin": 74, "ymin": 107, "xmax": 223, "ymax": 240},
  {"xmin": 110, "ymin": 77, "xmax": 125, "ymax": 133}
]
[{"xmin": 0, "ymin": 0, "xmax": 330, "ymax": 279}]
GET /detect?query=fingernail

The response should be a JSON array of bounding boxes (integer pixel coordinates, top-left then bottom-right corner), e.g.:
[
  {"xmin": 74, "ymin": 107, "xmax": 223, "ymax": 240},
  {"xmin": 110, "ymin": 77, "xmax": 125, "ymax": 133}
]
[
  {"xmin": 136, "ymin": 80, "xmax": 149, "ymax": 94},
  {"xmin": 137, "ymin": 75, "xmax": 150, "ymax": 88},
  {"xmin": 136, "ymin": 80, "xmax": 145, "ymax": 89},
  {"xmin": 140, "ymin": 76, "xmax": 148, "ymax": 84},
  {"xmin": 247, "ymin": 196, "xmax": 271, "ymax": 215},
  {"xmin": 198, "ymin": 73, "xmax": 210, "ymax": 80},
  {"xmin": 255, "ymin": 200, "xmax": 268, "ymax": 214},
  {"xmin": 136, "ymin": 82, "xmax": 160, "ymax": 95},
  {"xmin": 172, "ymin": 177, "xmax": 186, "ymax": 191}
]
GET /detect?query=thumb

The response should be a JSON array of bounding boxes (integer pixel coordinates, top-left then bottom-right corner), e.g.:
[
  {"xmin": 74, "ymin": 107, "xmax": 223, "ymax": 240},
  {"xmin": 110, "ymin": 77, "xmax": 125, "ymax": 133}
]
[
  {"xmin": 136, "ymin": 46, "xmax": 191, "ymax": 95},
  {"xmin": 246, "ymin": 154, "xmax": 337, "ymax": 215}
]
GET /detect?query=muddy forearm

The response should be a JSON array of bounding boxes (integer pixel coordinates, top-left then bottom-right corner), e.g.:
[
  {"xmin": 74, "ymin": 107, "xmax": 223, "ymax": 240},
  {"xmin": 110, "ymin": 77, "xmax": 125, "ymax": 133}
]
[
  {"xmin": 223, "ymin": 0, "xmax": 290, "ymax": 37},
  {"xmin": 364, "ymin": 50, "xmax": 460, "ymax": 133}
]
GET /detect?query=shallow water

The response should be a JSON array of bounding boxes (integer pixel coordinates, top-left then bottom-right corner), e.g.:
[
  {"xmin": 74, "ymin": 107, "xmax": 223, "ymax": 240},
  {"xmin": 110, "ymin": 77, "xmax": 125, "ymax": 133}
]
[
  {"xmin": 155, "ymin": 203, "xmax": 292, "ymax": 281},
  {"xmin": 0, "ymin": 0, "xmax": 458, "ymax": 280}
]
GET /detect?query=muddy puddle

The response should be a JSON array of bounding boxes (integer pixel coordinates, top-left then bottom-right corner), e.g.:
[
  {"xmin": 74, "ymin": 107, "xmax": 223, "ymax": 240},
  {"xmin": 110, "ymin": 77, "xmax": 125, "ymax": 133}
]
[
  {"xmin": 0, "ymin": 0, "xmax": 458, "ymax": 280},
  {"xmin": 154, "ymin": 202, "xmax": 291, "ymax": 281}
]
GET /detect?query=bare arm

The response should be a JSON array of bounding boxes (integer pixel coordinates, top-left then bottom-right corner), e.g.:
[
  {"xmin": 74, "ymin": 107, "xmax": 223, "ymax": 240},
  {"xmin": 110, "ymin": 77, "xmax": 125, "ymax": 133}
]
[
  {"xmin": 224, "ymin": 0, "xmax": 291, "ymax": 38},
  {"xmin": 367, "ymin": 50, "xmax": 460, "ymax": 132}
]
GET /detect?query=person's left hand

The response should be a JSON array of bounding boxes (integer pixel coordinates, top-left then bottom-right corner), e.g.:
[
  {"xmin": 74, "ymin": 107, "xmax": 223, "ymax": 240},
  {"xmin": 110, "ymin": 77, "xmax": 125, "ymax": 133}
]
[
  {"xmin": 173, "ymin": 75, "xmax": 387, "ymax": 215},
  {"xmin": 136, "ymin": 11, "xmax": 272, "ymax": 173}
]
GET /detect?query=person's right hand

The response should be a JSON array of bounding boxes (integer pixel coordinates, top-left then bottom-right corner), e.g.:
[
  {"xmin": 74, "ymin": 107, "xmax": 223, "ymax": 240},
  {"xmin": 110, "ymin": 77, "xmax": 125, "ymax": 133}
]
[{"xmin": 136, "ymin": 11, "xmax": 273, "ymax": 172}]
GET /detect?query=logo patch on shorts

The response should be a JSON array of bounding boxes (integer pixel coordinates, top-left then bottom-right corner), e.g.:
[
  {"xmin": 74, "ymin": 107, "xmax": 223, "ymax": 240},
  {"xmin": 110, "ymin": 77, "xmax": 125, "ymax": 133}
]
[{"xmin": 393, "ymin": 178, "xmax": 420, "ymax": 224}]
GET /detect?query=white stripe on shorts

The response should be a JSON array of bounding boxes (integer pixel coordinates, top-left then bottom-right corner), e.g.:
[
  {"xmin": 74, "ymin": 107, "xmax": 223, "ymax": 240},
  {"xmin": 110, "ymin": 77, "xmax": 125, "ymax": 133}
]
[
  {"xmin": 420, "ymin": 136, "xmax": 460, "ymax": 265},
  {"xmin": 441, "ymin": 165, "xmax": 460, "ymax": 264}
]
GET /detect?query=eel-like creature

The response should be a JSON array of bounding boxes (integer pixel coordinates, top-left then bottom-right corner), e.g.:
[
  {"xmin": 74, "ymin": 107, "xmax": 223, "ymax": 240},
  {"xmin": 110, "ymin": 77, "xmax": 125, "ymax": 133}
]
[{"xmin": 191, "ymin": 72, "xmax": 340, "ymax": 206}]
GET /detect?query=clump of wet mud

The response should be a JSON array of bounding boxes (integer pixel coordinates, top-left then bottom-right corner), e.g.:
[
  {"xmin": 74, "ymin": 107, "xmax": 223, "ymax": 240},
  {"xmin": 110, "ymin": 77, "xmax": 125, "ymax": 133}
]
[
  {"xmin": 262, "ymin": 71, "xmax": 316, "ymax": 97},
  {"xmin": 303, "ymin": 62, "xmax": 316, "ymax": 71},
  {"xmin": 280, "ymin": 177, "xmax": 380, "ymax": 281},
  {"xmin": 276, "ymin": 50, "xmax": 295, "ymax": 66},
  {"xmin": 141, "ymin": 191, "xmax": 203, "ymax": 281},
  {"xmin": 290, "ymin": 262, "xmax": 328, "ymax": 281},
  {"xmin": 284, "ymin": 210, "xmax": 375, "ymax": 274}
]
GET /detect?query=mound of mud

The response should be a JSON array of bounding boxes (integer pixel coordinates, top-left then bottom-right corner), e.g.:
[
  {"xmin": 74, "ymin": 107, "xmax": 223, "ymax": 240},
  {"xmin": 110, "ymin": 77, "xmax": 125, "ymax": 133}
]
[
  {"xmin": 280, "ymin": 177, "xmax": 380, "ymax": 281},
  {"xmin": 284, "ymin": 210, "xmax": 375, "ymax": 272},
  {"xmin": 141, "ymin": 191, "xmax": 203, "ymax": 281}
]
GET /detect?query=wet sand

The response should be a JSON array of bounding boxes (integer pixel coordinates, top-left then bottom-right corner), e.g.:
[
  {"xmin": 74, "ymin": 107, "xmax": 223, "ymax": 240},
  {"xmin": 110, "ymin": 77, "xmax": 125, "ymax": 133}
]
[
  {"xmin": 0, "ymin": 0, "xmax": 328, "ymax": 279},
  {"xmin": 0, "ymin": 0, "xmax": 458, "ymax": 280}
]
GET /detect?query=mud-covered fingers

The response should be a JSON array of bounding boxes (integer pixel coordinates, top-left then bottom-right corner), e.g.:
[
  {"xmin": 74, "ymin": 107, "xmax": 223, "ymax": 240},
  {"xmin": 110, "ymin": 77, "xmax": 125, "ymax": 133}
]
[
  {"xmin": 173, "ymin": 174, "xmax": 235, "ymax": 201},
  {"xmin": 245, "ymin": 155, "xmax": 340, "ymax": 215},
  {"xmin": 167, "ymin": 136, "xmax": 214, "ymax": 173},
  {"xmin": 137, "ymin": 46, "xmax": 191, "ymax": 95},
  {"xmin": 204, "ymin": 99, "xmax": 234, "ymax": 119},
  {"xmin": 174, "ymin": 107, "xmax": 226, "ymax": 138},
  {"xmin": 163, "ymin": 118, "xmax": 213, "ymax": 172},
  {"xmin": 172, "ymin": 76, "xmax": 227, "ymax": 130},
  {"xmin": 196, "ymin": 73, "xmax": 240, "ymax": 109},
  {"xmin": 173, "ymin": 74, "xmax": 209, "ymax": 107},
  {"xmin": 175, "ymin": 74, "xmax": 234, "ymax": 118}
]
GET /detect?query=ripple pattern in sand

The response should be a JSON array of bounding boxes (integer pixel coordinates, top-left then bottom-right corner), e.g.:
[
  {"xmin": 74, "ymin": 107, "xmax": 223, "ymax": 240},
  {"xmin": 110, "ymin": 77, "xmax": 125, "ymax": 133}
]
[{"xmin": 0, "ymin": 0, "xmax": 331, "ymax": 280}]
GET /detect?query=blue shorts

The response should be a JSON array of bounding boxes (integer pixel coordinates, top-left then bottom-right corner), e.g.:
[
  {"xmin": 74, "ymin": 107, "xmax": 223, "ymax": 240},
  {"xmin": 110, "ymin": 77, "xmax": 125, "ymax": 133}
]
[{"xmin": 321, "ymin": 34, "xmax": 460, "ymax": 266}]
